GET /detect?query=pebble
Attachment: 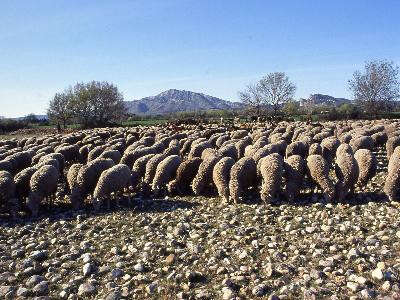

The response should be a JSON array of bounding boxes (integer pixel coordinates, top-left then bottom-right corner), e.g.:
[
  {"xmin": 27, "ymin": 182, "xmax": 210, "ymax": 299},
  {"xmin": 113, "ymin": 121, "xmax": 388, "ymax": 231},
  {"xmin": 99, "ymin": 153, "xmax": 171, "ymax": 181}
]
[
  {"xmin": 252, "ymin": 284, "xmax": 268, "ymax": 297},
  {"xmin": 78, "ymin": 282, "xmax": 96, "ymax": 296},
  {"xmin": 372, "ymin": 268, "xmax": 383, "ymax": 280}
]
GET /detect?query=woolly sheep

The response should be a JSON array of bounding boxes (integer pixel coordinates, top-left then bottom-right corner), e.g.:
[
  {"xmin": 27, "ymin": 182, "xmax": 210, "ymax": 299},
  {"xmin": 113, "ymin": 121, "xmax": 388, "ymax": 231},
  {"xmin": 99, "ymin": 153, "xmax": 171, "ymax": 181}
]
[
  {"xmin": 229, "ymin": 157, "xmax": 257, "ymax": 204},
  {"xmin": 168, "ymin": 157, "xmax": 202, "ymax": 195},
  {"xmin": 218, "ymin": 144, "xmax": 238, "ymax": 161},
  {"xmin": 212, "ymin": 157, "xmax": 235, "ymax": 203},
  {"xmin": 192, "ymin": 156, "xmax": 221, "ymax": 196},
  {"xmin": 321, "ymin": 136, "xmax": 340, "ymax": 165},
  {"xmin": 93, "ymin": 164, "xmax": 132, "ymax": 208},
  {"xmin": 283, "ymin": 155, "xmax": 306, "ymax": 201},
  {"xmin": 55, "ymin": 144, "xmax": 79, "ymax": 162},
  {"xmin": 308, "ymin": 143, "xmax": 322, "ymax": 156},
  {"xmin": 334, "ymin": 152, "xmax": 359, "ymax": 201},
  {"xmin": 27, "ymin": 165, "xmax": 59, "ymax": 217},
  {"xmin": 0, "ymin": 170, "xmax": 17, "ymax": 217},
  {"xmin": 144, "ymin": 153, "xmax": 168, "ymax": 185},
  {"xmin": 152, "ymin": 155, "xmax": 182, "ymax": 194},
  {"xmin": 99, "ymin": 150, "xmax": 122, "ymax": 165},
  {"xmin": 285, "ymin": 141, "xmax": 308, "ymax": 158},
  {"xmin": 336, "ymin": 143, "xmax": 353, "ymax": 158},
  {"xmin": 67, "ymin": 163, "xmax": 83, "ymax": 192},
  {"xmin": 87, "ymin": 146, "xmax": 106, "ymax": 162},
  {"xmin": 259, "ymin": 153, "xmax": 283, "ymax": 202},
  {"xmin": 371, "ymin": 132, "xmax": 387, "ymax": 147},
  {"xmin": 354, "ymin": 149, "xmax": 377, "ymax": 186},
  {"xmin": 188, "ymin": 141, "xmax": 212, "ymax": 158},
  {"xmin": 3, "ymin": 151, "xmax": 32, "ymax": 174},
  {"xmin": 40, "ymin": 153, "xmax": 65, "ymax": 174},
  {"xmin": 386, "ymin": 136, "xmax": 400, "ymax": 160},
  {"xmin": 306, "ymin": 155, "xmax": 335, "ymax": 201},
  {"xmin": 14, "ymin": 167, "xmax": 38, "ymax": 202},
  {"xmin": 130, "ymin": 154, "xmax": 156, "ymax": 188},
  {"xmin": 0, "ymin": 160, "xmax": 13, "ymax": 173},
  {"xmin": 384, "ymin": 146, "xmax": 400, "ymax": 201},
  {"xmin": 349, "ymin": 136, "xmax": 374, "ymax": 152},
  {"xmin": 36, "ymin": 158, "xmax": 60, "ymax": 173},
  {"xmin": 70, "ymin": 158, "xmax": 115, "ymax": 209}
]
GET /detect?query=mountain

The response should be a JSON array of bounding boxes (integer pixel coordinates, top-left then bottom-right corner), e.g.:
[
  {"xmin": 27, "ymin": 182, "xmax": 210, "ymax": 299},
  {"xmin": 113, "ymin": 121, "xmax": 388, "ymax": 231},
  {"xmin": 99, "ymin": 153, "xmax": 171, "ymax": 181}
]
[
  {"xmin": 299, "ymin": 94, "xmax": 352, "ymax": 107},
  {"xmin": 124, "ymin": 89, "xmax": 243, "ymax": 115}
]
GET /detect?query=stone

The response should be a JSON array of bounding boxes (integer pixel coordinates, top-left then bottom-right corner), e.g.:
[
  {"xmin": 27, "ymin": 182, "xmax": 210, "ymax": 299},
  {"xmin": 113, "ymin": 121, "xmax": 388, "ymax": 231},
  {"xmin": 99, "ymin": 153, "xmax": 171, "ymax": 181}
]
[
  {"xmin": 0, "ymin": 286, "xmax": 14, "ymax": 297},
  {"xmin": 32, "ymin": 281, "xmax": 49, "ymax": 295},
  {"xmin": 146, "ymin": 282, "xmax": 158, "ymax": 294},
  {"xmin": 83, "ymin": 263, "xmax": 94, "ymax": 276},
  {"xmin": 78, "ymin": 282, "xmax": 96, "ymax": 296},
  {"xmin": 105, "ymin": 291, "xmax": 121, "ymax": 300},
  {"xmin": 30, "ymin": 250, "xmax": 48, "ymax": 261},
  {"xmin": 165, "ymin": 254, "xmax": 175, "ymax": 265},
  {"xmin": 252, "ymin": 284, "xmax": 268, "ymax": 297},
  {"xmin": 371, "ymin": 268, "xmax": 383, "ymax": 280},
  {"xmin": 17, "ymin": 287, "xmax": 29, "ymax": 297},
  {"xmin": 111, "ymin": 268, "xmax": 124, "ymax": 278},
  {"xmin": 134, "ymin": 263, "xmax": 145, "ymax": 272},
  {"xmin": 346, "ymin": 281, "xmax": 360, "ymax": 292}
]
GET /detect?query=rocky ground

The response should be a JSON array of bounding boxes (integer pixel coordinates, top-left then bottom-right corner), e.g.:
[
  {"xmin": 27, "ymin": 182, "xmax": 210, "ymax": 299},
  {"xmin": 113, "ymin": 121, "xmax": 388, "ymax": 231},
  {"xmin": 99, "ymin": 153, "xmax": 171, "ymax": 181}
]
[{"xmin": 1, "ymin": 150, "xmax": 400, "ymax": 299}]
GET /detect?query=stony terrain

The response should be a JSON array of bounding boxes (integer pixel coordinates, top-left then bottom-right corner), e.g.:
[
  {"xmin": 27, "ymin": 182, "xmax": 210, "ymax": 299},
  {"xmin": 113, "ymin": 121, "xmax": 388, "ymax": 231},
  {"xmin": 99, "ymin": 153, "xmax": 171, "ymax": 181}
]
[{"xmin": 1, "ymin": 151, "xmax": 400, "ymax": 300}]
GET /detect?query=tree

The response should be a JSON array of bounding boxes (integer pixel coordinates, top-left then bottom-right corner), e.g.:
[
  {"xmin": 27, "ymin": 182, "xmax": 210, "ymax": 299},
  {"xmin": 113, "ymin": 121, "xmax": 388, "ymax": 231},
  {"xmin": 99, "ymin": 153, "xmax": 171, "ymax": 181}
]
[
  {"xmin": 283, "ymin": 100, "xmax": 300, "ymax": 116},
  {"xmin": 239, "ymin": 72, "xmax": 296, "ymax": 116},
  {"xmin": 24, "ymin": 113, "xmax": 39, "ymax": 124},
  {"xmin": 48, "ymin": 81, "xmax": 126, "ymax": 128},
  {"xmin": 238, "ymin": 83, "xmax": 264, "ymax": 116},
  {"xmin": 47, "ymin": 88, "xmax": 74, "ymax": 128},
  {"xmin": 348, "ymin": 60, "xmax": 400, "ymax": 115},
  {"xmin": 70, "ymin": 81, "xmax": 126, "ymax": 128}
]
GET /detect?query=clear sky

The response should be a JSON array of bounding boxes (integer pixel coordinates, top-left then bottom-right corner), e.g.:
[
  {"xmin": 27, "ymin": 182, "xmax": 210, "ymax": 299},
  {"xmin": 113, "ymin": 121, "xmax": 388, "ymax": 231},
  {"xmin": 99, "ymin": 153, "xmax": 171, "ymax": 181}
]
[{"xmin": 1, "ymin": 0, "xmax": 399, "ymax": 117}]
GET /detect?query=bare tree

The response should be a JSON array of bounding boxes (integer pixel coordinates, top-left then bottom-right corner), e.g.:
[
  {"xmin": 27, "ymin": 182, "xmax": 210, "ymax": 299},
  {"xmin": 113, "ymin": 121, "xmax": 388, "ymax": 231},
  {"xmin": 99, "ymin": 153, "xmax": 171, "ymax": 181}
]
[
  {"xmin": 238, "ymin": 83, "xmax": 263, "ymax": 116},
  {"xmin": 239, "ymin": 72, "xmax": 296, "ymax": 116},
  {"xmin": 258, "ymin": 72, "xmax": 296, "ymax": 115},
  {"xmin": 348, "ymin": 60, "xmax": 399, "ymax": 115}
]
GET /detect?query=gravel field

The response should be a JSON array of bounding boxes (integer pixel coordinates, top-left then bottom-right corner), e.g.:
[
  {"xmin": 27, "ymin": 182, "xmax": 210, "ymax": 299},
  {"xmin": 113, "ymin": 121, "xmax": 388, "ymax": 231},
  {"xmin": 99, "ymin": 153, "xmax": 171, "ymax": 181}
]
[{"xmin": 1, "ymin": 148, "xmax": 400, "ymax": 300}]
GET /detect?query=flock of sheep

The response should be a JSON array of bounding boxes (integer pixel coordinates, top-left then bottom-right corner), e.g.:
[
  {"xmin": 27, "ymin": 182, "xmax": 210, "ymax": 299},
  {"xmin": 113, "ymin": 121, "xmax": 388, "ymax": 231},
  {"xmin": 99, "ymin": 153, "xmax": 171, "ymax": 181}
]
[{"xmin": 1, "ymin": 119, "xmax": 400, "ymax": 219}]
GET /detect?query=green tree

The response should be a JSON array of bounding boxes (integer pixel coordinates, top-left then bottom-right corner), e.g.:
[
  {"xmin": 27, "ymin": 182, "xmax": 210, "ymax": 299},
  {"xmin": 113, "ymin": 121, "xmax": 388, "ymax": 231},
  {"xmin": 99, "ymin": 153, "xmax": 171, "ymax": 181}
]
[{"xmin": 47, "ymin": 88, "xmax": 74, "ymax": 128}]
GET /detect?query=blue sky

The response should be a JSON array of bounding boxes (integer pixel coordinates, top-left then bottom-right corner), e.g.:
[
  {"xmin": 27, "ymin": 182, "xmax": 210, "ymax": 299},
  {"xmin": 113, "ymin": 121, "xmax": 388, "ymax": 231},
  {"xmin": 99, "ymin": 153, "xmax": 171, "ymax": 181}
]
[{"xmin": 1, "ymin": 0, "xmax": 399, "ymax": 117}]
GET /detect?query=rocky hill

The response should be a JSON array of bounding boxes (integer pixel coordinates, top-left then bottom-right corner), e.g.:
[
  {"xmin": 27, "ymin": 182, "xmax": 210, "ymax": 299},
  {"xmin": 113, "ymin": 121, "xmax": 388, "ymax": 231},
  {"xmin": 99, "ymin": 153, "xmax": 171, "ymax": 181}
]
[
  {"xmin": 299, "ymin": 94, "xmax": 351, "ymax": 107},
  {"xmin": 124, "ymin": 89, "xmax": 242, "ymax": 115}
]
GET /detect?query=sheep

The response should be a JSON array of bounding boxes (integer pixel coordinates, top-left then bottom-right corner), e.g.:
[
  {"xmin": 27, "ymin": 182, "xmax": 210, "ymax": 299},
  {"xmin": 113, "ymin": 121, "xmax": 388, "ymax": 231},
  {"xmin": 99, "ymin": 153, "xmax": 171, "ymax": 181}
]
[
  {"xmin": 130, "ymin": 154, "xmax": 156, "ymax": 189},
  {"xmin": 55, "ymin": 144, "xmax": 79, "ymax": 162},
  {"xmin": 235, "ymin": 137, "xmax": 252, "ymax": 159},
  {"xmin": 144, "ymin": 153, "xmax": 168, "ymax": 185},
  {"xmin": 259, "ymin": 153, "xmax": 284, "ymax": 202},
  {"xmin": 354, "ymin": 149, "xmax": 377, "ymax": 186},
  {"xmin": 0, "ymin": 160, "xmax": 13, "ymax": 173},
  {"xmin": 121, "ymin": 146, "xmax": 158, "ymax": 168},
  {"xmin": 371, "ymin": 132, "xmax": 387, "ymax": 147},
  {"xmin": 386, "ymin": 136, "xmax": 400, "ymax": 160},
  {"xmin": 151, "ymin": 155, "xmax": 182, "ymax": 195},
  {"xmin": 87, "ymin": 146, "xmax": 106, "ymax": 162},
  {"xmin": 79, "ymin": 145, "xmax": 90, "ymax": 163},
  {"xmin": 321, "ymin": 136, "xmax": 340, "ymax": 165},
  {"xmin": 192, "ymin": 155, "xmax": 221, "ymax": 196},
  {"xmin": 70, "ymin": 158, "xmax": 115, "ymax": 209},
  {"xmin": 229, "ymin": 157, "xmax": 257, "ymax": 204},
  {"xmin": 285, "ymin": 141, "xmax": 308, "ymax": 158},
  {"xmin": 26, "ymin": 165, "xmax": 59, "ymax": 217},
  {"xmin": 99, "ymin": 150, "xmax": 122, "ymax": 165},
  {"xmin": 0, "ymin": 170, "xmax": 18, "ymax": 218},
  {"xmin": 336, "ymin": 143, "xmax": 353, "ymax": 157},
  {"xmin": 308, "ymin": 143, "xmax": 322, "ymax": 156},
  {"xmin": 3, "ymin": 151, "xmax": 32, "ymax": 174},
  {"xmin": 93, "ymin": 164, "xmax": 133, "ymax": 209},
  {"xmin": 349, "ymin": 136, "xmax": 374, "ymax": 152},
  {"xmin": 36, "ymin": 158, "xmax": 60, "ymax": 173},
  {"xmin": 306, "ymin": 155, "xmax": 335, "ymax": 201},
  {"xmin": 188, "ymin": 141, "xmax": 212, "ymax": 158},
  {"xmin": 218, "ymin": 144, "xmax": 238, "ymax": 161},
  {"xmin": 168, "ymin": 158, "xmax": 202, "ymax": 195},
  {"xmin": 40, "ymin": 153, "xmax": 65, "ymax": 174},
  {"xmin": 212, "ymin": 157, "xmax": 235, "ymax": 203},
  {"xmin": 14, "ymin": 167, "xmax": 38, "ymax": 203},
  {"xmin": 384, "ymin": 147, "xmax": 400, "ymax": 201},
  {"xmin": 283, "ymin": 155, "xmax": 306, "ymax": 201},
  {"xmin": 67, "ymin": 163, "xmax": 83, "ymax": 192},
  {"xmin": 334, "ymin": 152, "xmax": 359, "ymax": 201}
]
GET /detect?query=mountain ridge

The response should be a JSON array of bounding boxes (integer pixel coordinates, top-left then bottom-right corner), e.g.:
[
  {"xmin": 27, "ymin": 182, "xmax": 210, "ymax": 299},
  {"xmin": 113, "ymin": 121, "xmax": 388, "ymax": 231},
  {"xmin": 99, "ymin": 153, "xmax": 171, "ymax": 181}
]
[{"xmin": 124, "ymin": 89, "xmax": 243, "ymax": 115}]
